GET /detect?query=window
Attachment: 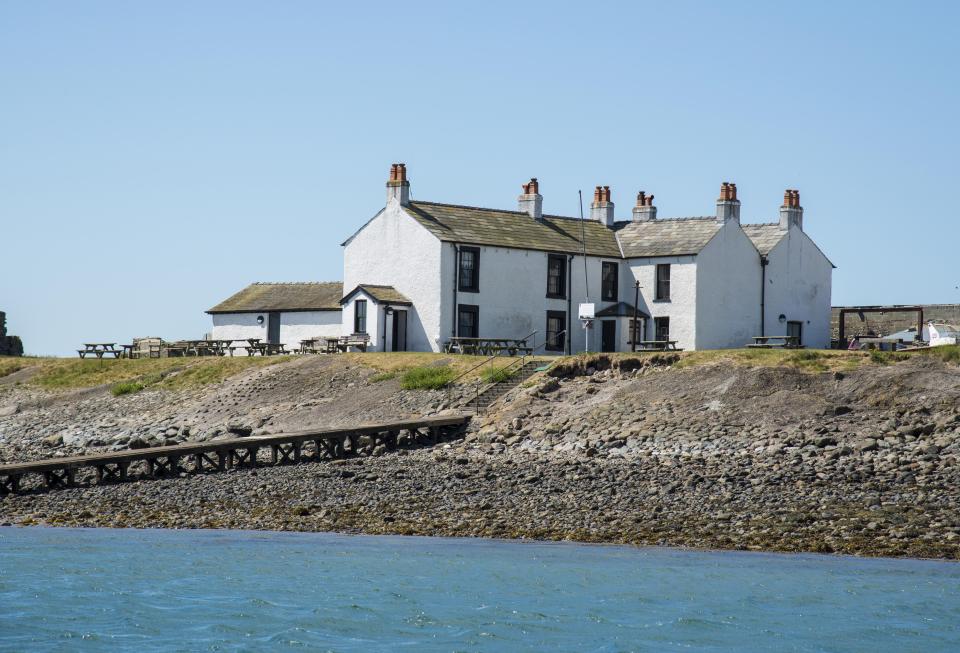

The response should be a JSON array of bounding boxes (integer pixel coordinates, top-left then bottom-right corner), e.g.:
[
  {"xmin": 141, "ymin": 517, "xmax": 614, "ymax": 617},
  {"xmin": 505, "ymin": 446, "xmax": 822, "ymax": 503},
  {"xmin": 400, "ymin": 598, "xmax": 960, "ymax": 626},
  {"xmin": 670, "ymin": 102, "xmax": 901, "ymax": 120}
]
[
  {"xmin": 458, "ymin": 247, "xmax": 480, "ymax": 292},
  {"xmin": 546, "ymin": 311, "xmax": 566, "ymax": 352},
  {"xmin": 547, "ymin": 254, "xmax": 567, "ymax": 298},
  {"xmin": 655, "ymin": 264, "xmax": 671, "ymax": 301},
  {"xmin": 654, "ymin": 316, "xmax": 670, "ymax": 342},
  {"xmin": 354, "ymin": 299, "xmax": 367, "ymax": 334},
  {"xmin": 601, "ymin": 262, "xmax": 618, "ymax": 301},
  {"xmin": 627, "ymin": 318, "xmax": 643, "ymax": 344},
  {"xmin": 457, "ymin": 304, "xmax": 479, "ymax": 338},
  {"xmin": 787, "ymin": 321, "xmax": 803, "ymax": 347}
]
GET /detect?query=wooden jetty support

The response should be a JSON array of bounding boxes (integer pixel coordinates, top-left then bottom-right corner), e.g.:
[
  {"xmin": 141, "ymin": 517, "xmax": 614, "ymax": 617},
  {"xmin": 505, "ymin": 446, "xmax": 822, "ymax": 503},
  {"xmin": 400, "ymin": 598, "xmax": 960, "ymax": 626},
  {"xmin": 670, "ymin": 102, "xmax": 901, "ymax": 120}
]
[{"xmin": 0, "ymin": 414, "xmax": 470, "ymax": 495}]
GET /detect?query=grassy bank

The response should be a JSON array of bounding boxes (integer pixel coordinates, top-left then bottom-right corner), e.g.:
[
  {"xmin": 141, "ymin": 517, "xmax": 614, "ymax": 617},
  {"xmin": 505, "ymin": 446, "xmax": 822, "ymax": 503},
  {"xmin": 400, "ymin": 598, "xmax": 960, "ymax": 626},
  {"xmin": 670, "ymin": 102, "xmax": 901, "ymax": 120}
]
[{"xmin": 0, "ymin": 356, "xmax": 290, "ymax": 391}]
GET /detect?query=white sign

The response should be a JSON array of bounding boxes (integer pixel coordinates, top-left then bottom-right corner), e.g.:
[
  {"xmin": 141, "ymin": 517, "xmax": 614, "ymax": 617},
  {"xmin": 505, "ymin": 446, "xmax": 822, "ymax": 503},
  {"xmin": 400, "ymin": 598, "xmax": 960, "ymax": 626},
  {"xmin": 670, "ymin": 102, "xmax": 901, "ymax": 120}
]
[{"xmin": 578, "ymin": 303, "xmax": 595, "ymax": 320}]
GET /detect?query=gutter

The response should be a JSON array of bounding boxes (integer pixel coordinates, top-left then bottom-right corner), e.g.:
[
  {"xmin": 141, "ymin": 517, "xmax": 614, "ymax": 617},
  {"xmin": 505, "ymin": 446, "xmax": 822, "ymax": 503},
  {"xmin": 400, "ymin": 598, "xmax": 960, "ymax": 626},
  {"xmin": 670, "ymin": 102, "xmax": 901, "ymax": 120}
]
[
  {"xmin": 453, "ymin": 244, "xmax": 460, "ymax": 337},
  {"xmin": 567, "ymin": 254, "xmax": 573, "ymax": 355}
]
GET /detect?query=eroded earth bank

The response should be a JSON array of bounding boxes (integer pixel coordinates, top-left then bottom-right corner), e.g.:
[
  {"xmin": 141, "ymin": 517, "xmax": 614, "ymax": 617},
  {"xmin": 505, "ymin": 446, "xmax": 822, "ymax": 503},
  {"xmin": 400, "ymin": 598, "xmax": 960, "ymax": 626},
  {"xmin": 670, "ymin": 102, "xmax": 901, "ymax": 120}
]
[{"xmin": 1, "ymin": 352, "xmax": 959, "ymax": 559}]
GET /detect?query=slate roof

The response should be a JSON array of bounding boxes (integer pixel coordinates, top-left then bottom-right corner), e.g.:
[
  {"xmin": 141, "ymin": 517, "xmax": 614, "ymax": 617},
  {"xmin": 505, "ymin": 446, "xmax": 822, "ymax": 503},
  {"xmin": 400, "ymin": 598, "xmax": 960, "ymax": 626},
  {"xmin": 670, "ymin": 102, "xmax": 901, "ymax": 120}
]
[
  {"xmin": 615, "ymin": 217, "xmax": 721, "ymax": 258},
  {"xmin": 402, "ymin": 201, "xmax": 623, "ymax": 258},
  {"xmin": 207, "ymin": 282, "xmax": 343, "ymax": 314},
  {"xmin": 741, "ymin": 223, "xmax": 787, "ymax": 256},
  {"xmin": 340, "ymin": 284, "xmax": 412, "ymax": 306}
]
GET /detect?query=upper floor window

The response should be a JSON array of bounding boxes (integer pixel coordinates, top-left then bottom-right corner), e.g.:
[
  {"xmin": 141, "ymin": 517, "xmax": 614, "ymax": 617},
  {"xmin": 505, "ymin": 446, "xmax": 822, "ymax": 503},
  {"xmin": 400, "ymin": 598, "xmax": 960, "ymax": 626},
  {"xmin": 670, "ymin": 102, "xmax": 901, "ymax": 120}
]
[
  {"xmin": 458, "ymin": 247, "xmax": 480, "ymax": 293},
  {"xmin": 354, "ymin": 299, "xmax": 367, "ymax": 334},
  {"xmin": 655, "ymin": 264, "xmax": 671, "ymax": 301},
  {"xmin": 601, "ymin": 262, "xmax": 618, "ymax": 301},
  {"xmin": 547, "ymin": 254, "xmax": 567, "ymax": 298}
]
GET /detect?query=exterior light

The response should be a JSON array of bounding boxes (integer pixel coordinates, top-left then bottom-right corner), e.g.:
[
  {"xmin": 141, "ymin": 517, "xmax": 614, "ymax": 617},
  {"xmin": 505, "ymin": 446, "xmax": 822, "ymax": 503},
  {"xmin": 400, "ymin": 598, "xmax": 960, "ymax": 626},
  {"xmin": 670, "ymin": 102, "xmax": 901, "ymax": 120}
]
[
  {"xmin": 778, "ymin": 314, "xmax": 787, "ymax": 324},
  {"xmin": 257, "ymin": 315, "xmax": 264, "ymax": 325}
]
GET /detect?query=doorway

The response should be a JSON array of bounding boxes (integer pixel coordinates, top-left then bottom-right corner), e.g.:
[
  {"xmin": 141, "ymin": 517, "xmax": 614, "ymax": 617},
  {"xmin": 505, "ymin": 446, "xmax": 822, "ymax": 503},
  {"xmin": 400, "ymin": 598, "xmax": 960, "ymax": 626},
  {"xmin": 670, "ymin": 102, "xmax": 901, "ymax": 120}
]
[
  {"xmin": 787, "ymin": 320, "xmax": 803, "ymax": 346},
  {"xmin": 266, "ymin": 312, "xmax": 281, "ymax": 344},
  {"xmin": 601, "ymin": 320, "xmax": 616, "ymax": 352},
  {"xmin": 391, "ymin": 310, "xmax": 408, "ymax": 352}
]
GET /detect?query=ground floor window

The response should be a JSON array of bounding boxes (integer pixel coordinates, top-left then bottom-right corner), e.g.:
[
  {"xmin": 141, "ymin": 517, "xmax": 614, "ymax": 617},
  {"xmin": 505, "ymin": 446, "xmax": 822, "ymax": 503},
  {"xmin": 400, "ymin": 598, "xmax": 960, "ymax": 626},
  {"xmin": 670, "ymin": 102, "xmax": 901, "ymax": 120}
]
[
  {"xmin": 787, "ymin": 320, "xmax": 803, "ymax": 346},
  {"xmin": 457, "ymin": 304, "xmax": 479, "ymax": 338},
  {"xmin": 354, "ymin": 300, "xmax": 367, "ymax": 334},
  {"xmin": 627, "ymin": 318, "xmax": 644, "ymax": 344},
  {"xmin": 546, "ymin": 311, "xmax": 566, "ymax": 352},
  {"xmin": 654, "ymin": 316, "xmax": 670, "ymax": 342}
]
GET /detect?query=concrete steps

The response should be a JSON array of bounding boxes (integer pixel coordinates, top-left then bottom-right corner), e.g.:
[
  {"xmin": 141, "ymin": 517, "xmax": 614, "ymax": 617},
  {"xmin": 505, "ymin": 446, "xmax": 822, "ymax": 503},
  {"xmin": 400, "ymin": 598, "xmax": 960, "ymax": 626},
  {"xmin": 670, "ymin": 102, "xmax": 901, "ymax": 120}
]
[{"xmin": 459, "ymin": 360, "xmax": 545, "ymax": 413}]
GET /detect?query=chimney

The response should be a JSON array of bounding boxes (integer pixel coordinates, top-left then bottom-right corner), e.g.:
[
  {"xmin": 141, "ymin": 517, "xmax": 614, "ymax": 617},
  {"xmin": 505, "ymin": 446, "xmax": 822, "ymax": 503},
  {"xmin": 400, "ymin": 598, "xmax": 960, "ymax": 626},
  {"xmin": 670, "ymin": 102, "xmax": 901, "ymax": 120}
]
[
  {"xmin": 386, "ymin": 162, "xmax": 410, "ymax": 206},
  {"xmin": 779, "ymin": 189, "xmax": 803, "ymax": 231},
  {"xmin": 716, "ymin": 181, "xmax": 740, "ymax": 223},
  {"xmin": 590, "ymin": 185, "xmax": 615, "ymax": 227},
  {"xmin": 632, "ymin": 190, "xmax": 656, "ymax": 221},
  {"xmin": 518, "ymin": 177, "xmax": 543, "ymax": 220}
]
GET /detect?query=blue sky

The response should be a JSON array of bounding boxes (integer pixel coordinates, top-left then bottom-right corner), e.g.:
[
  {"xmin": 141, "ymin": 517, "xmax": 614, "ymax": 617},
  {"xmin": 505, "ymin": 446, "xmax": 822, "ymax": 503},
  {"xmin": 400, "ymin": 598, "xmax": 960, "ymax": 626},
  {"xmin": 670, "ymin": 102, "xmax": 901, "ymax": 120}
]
[{"xmin": 2, "ymin": 1, "xmax": 958, "ymax": 356}]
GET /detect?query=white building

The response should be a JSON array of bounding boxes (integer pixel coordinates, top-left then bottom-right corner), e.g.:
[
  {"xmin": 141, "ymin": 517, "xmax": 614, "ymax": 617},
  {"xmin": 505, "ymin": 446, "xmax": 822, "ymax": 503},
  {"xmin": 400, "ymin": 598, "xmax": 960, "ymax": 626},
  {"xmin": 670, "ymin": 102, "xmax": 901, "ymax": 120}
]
[
  {"xmin": 338, "ymin": 165, "xmax": 834, "ymax": 353},
  {"xmin": 207, "ymin": 282, "xmax": 342, "ymax": 351}
]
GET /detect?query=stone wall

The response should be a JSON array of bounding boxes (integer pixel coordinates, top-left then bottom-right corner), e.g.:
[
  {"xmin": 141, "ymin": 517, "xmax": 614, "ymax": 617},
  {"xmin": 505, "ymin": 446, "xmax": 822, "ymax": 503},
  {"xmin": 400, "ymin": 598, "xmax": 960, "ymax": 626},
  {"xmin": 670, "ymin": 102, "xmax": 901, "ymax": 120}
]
[
  {"xmin": 0, "ymin": 311, "xmax": 24, "ymax": 356},
  {"xmin": 831, "ymin": 304, "xmax": 960, "ymax": 340}
]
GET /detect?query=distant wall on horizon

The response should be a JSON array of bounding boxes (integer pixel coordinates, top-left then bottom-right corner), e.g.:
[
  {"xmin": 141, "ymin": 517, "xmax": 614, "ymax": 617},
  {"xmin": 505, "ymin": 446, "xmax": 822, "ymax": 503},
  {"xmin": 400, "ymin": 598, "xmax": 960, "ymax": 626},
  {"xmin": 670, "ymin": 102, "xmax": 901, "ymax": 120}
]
[{"xmin": 831, "ymin": 304, "xmax": 960, "ymax": 339}]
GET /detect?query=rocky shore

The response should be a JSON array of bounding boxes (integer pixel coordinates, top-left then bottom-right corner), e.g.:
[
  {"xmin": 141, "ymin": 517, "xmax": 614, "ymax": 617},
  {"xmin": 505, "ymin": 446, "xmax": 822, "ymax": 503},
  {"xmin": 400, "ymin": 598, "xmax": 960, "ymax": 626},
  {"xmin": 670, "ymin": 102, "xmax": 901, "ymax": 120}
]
[{"xmin": 2, "ymin": 352, "xmax": 959, "ymax": 559}]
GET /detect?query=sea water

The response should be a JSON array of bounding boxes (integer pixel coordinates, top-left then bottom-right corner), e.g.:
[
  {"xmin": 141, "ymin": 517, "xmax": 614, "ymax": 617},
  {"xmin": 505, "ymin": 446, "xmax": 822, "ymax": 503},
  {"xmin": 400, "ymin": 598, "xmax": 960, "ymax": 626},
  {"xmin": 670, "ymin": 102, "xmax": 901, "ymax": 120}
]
[{"xmin": 0, "ymin": 528, "xmax": 958, "ymax": 652}]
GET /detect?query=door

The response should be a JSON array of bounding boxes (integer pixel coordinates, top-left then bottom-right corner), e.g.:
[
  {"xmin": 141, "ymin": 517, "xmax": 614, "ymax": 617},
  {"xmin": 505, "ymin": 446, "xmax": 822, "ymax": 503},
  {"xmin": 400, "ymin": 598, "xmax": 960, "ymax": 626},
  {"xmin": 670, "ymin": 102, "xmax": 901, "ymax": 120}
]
[
  {"xmin": 391, "ymin": 310, "xmax": 407, "ymax": 352},
  {"xmin": 601, "ymin": 320, "xmax": 616, "ymax": 352},
  {"xmin": 787, "ymin": 321, "xmax": 802, "ymax": 346},
  {"xmin": 267, "ymin": 312, "xmax": 281, "ymax": 344}
]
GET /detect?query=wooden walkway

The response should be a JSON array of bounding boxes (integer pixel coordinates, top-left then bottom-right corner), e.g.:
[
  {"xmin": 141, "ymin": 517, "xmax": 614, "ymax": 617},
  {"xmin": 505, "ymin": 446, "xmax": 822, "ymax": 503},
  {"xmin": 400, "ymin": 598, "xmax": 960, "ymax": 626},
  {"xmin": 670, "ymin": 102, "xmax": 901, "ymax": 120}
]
[{"xmin": 0, "ymin": 415, "xmax": 470, "ymax": 495}]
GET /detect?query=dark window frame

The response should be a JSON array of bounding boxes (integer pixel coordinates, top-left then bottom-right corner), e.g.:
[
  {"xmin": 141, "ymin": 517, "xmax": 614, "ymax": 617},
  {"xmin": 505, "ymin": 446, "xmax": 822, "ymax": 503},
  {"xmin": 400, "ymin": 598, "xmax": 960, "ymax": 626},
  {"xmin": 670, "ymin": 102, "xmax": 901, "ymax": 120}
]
[
  {"xmin": 787, "ymin": 320, "xmax": 803, "ymax": 346},
  {"xmin": 545, "ymin": 310, "xmax": 566, "ymax": 352},
  {"xmin": 354, "ymin": 299, "xmax": 368, "ymax": 334},
  {"xmin": 457, "ymin": 304, "xmax": 479, "ymax": 338},
  {"xmin": 601, "ymin": 261, "xmax": 618, "ymax": 302},
  {"xmin": 655, "ymin": 264, "xmax": 671, "ymax": 301},
  {"xmin": 654, "ymin": 316, "xmax": 670, "ymax": 342},
  {"xmin": 458, "ymin": 246, "xmax": 480, "ymax": 293},
  {"xmin": 546, "ymin": 254, "xmax": 567, "ymax": 299}
]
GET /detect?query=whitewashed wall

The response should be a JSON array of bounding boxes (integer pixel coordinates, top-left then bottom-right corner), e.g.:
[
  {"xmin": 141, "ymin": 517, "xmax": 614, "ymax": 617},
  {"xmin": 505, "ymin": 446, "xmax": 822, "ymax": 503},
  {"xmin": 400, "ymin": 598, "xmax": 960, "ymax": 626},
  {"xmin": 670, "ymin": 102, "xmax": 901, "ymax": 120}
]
[
  {"xmin": 342, "ymin": 204, "xmax": 442, "ymax": 351},
  {"xmin": 341, "ymin": 290, "xmax": 382, "ymax": 350},
  {"xmin": 627, "ymin": 256, "xmax": 698, "ymax": 350},
  {"xmin": 440, "ymin": 242, "xmax": 621, "ymax": 354},
  {"xmin": 762, "ymin": 228, "xmax": 833, "ymax": 348},
  {"xmin": 211, "ymin": 311, "xmax": 341, "ymax": 351},
  {"xmin": 695, "ymin": 223, "xmax": 763, "ymax": 349}
]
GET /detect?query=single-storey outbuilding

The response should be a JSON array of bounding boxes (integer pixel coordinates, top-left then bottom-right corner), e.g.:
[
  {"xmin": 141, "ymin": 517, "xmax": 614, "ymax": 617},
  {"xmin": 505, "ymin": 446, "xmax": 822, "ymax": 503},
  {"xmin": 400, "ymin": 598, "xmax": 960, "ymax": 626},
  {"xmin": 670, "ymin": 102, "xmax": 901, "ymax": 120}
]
[{"xmin": 206, "ymin": 282, "xmax": 343, "ymax": 351}]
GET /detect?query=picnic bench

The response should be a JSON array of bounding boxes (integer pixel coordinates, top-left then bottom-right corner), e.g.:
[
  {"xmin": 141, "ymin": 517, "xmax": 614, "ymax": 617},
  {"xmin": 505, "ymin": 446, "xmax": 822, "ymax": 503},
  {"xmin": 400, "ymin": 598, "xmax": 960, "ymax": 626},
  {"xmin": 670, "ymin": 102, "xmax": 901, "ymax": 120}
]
[
  {"xmin": 746, "ymin": 336, "xmax": 803, "ymax": 349},
  {"xmin": 324, "ymin": 334, "xmax": 370, "ymax": 353},
  {"xmin": 634, "ymin": 340, "xmax": 681, "ymax": 351},
  {"xmin": 78, "ymin": 343, "xmax": 122, "ymax": 359},
  {"xmin": 444, "ymin": 337, "xmax": 533, "ymax": 356},
  {"xmin": 246, "ymin": 341, "xmax": 288, "ymax": 356}
]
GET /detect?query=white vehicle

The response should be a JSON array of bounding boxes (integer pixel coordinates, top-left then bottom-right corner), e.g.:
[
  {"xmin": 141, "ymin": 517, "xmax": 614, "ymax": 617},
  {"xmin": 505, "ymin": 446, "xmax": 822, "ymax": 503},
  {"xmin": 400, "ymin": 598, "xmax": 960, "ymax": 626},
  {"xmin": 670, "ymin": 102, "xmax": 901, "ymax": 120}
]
[{"xmin": 928, "ymin": 323, "xmax": 960, "ymax": 347}]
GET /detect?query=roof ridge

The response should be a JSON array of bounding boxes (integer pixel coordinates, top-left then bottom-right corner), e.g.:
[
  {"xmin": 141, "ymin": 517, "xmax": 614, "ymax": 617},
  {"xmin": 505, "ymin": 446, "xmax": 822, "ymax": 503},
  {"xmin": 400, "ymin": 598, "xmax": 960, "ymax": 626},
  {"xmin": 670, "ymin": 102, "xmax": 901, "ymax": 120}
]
[
  {"xmin": 412, "ymin": 199, "xmax": 582, "ymax": 222},
  {"xmin": 741, "ymin": 222, "xmax": 780, "ymax": 228},
  {"xmin": 252, "ymin": 281, "xmax": 341, "ymax": 286}
]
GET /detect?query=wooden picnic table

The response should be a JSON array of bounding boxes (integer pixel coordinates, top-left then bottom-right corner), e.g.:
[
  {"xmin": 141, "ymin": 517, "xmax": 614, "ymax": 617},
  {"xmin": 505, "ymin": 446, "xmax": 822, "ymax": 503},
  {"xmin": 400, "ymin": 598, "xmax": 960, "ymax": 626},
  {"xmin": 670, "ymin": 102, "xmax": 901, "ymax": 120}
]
[
  {"xmin": 635, "ymin": 340, "xmax": 680, "ymax": 352},
  {"xmin": 444, "ymin": 337, "xmax": 533, "ymax": 356},
  {"xmin": 746, "ymin": 335, "xmax": 803, "ymax": 349},
  {"xmin": 78, "ymin": 343, "xmax": 122, "ymax": 359},
  {"xmin": 246, "ymin": 342, "xmax": 288, "ymax": 356}
]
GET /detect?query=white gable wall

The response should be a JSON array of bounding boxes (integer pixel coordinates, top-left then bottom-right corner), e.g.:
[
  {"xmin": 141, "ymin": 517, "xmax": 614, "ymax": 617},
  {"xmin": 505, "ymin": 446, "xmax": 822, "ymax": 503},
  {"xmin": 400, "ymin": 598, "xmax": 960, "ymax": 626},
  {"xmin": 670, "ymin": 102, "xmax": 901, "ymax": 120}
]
[
  {"xmin": 694, "ymin": 223, "xmax": 763, "ymax": 349},
  {"xmin": 341, "ymin": 289, "xmax": 383, "ymax": 349},
  {"xmin": 343, "ymin": 204, "xmax": 443, "ymax": 351},
  {"xmin": 762, "ymin": 227, "xmax": 833, "ymax": 348}
]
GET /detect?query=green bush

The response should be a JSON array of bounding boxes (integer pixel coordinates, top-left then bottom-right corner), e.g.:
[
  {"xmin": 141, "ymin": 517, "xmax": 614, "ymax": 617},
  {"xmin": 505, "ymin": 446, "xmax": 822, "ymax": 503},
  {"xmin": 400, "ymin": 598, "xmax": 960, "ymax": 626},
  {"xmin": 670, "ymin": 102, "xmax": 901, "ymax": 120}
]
[
  {"xmin": 400, "ymin": 365, "xmax": 456, "ymax": 390},
  {"xmin": 369, "ymin": 371, "xmax": 398, "ymax": 383},
  {"xmin": 481, "ymin": 365, "xmax": 516, "ymax": 384},
  {"xmin": 111, "ymin": 381, "xmax": 145, "ymax": 396}
]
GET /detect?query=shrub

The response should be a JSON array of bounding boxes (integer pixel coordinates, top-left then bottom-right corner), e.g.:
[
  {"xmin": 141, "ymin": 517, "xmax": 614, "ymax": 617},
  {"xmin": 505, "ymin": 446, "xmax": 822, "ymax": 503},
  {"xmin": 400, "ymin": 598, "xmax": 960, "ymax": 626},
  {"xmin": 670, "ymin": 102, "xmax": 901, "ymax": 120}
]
[
  {"xmin": 111, "ymin": 381, "xmax": 145, "ymax": 396},
  {"xmin": 400, "ymin": 365, "xmax": 456, "ymax": 390},
  {"xmin": 481, "ymin": 366, "xmax": 515, "ymax": 384}
]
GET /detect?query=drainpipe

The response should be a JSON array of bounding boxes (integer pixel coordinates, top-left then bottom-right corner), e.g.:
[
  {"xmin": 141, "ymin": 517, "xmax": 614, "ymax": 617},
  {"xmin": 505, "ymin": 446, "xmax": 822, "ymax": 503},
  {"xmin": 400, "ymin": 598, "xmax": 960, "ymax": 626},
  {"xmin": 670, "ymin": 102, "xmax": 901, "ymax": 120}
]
[
  {"xmin": 453, "ymin": 244, "xmax": 460, "ymax": 338},
  {"xmin": 566, "ymin": 254, "xmax": 573, "ymax": 355},
  {"xmin": 760, "ymin": 255, "xmax": 768, "ymax": 335}
]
